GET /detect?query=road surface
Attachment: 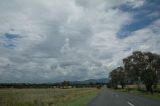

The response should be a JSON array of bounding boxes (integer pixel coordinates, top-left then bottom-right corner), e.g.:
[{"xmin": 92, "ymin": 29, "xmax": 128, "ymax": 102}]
[{"xmin": 88, "ymin": 88, "xmax": 160, "ymax": 106}]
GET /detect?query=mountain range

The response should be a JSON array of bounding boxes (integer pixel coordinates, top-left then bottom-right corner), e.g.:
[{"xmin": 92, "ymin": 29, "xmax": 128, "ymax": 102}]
[{"xmin": 70, "ymin": 78, "xmax": 109, "ymax": 84}]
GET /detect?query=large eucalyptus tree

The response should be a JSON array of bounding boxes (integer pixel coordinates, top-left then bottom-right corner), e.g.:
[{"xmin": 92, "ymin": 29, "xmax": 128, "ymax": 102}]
[{"xmin": 123, "ymin": 51, "xmax": 160, "ymax": 93}]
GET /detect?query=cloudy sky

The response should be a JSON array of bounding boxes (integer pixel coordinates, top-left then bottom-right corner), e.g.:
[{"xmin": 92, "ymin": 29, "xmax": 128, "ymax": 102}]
[{"xmin": 0, "ymin": 0, "xmax": 160, "ymax": 83}]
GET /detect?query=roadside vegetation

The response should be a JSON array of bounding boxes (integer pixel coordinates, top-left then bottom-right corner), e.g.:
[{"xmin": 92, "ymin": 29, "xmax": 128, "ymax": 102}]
[
  {"xmin": 0, "ymin": 88, "xmax": 100, "ymax": 106},
  {"xmin": 108, "ymin": 51, "xmax": 160, "ymax": 100},
  {"xmin": 111, "ymin": 85, "xmax": 160, "ymax": 101}
]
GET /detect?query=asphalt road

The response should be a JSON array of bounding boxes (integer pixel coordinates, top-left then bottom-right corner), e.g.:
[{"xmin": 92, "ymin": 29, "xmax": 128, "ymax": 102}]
[{"xmin": 88, "ymin": 88, "xmax": 160, "ymax": 106}]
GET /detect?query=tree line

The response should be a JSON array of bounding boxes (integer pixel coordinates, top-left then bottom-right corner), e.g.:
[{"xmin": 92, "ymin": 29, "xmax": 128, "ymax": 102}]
[
  {"xmin": 0, "ymin": 81, "xmax": 105, "ymax": 89},
  {"xmin": 108, "ymin": 51, "xmax": 160, "ymax": 94}
]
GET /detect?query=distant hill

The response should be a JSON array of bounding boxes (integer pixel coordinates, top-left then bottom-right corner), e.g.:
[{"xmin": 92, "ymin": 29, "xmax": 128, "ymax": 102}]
[{"xmin": 71, "ymin": 78, "xmax": 109, "ymax": 84}]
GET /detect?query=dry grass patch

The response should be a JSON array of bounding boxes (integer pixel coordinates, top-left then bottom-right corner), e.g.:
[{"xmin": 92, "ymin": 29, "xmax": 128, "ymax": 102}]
[{"xmin": 0, "ymin": 88, "xmax": 99, "ymax": 106}]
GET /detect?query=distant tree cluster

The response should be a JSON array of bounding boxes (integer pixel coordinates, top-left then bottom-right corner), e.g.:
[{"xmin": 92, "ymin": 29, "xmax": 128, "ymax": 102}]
[
  {"xmin": 0, "ymin": 83, "xmax": 56, "ymax": 88},
  {"xmin": 0, "ymin": 81, "xmax": 105, "ymax": 89},
  {"xmin": 109, "ymin": 51, "xmax": 160, "ymax": 93},
  {"xmin": 61, "ymin": 81, "xmax": 104, "ymax": 89}
]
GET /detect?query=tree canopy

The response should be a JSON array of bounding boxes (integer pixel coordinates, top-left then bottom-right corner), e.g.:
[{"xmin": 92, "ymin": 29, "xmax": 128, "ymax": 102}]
[{"xmin": 109, "ymin": 51, "xmax": 160, "ymax": 93}]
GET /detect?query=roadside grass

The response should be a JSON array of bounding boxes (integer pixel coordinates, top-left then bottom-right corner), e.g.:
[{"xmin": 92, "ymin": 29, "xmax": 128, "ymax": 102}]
[
  {"xmin": 111, "ymin": 86, "xmax": 160, "ymax": 101},
  {"xmin": 0, "ymin": 88, "xmax": 100, "ymax": 106},
  {"xmin": 56, "ymin": 90, "xmax": 98, "ymax": 106}
]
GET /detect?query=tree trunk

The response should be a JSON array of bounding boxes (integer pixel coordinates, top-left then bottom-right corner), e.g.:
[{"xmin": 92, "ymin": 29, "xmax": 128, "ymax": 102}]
[
  {"xmin": 121, "ymin": 84, "xmax": 124, "ymax": 89},
  {"xmin": 145, "ymin": 84, "xmax": 153, "ymax": 94}
]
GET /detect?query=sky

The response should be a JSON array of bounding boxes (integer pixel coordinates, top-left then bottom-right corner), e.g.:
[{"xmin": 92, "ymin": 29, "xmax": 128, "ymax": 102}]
[{"xmin": 0, "ymin": 0, "xmax": 160, "ymax": 83}]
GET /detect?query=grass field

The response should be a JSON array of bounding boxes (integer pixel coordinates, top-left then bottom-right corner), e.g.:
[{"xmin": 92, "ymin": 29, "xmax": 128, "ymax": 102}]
[
  {"xmin": 0, "ymin": 88, "xmax": 99, "ymax": 106},
  {"xmin": 113, "ymin": 84, "xmax": 160, "ymax": 101},
  {"xmin": 115, "ymin": 88, "xmax": 160, "ymax": 101}
]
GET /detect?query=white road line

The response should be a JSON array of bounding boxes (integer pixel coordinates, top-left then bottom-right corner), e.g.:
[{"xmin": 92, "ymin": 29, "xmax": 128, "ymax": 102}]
[{"xmin": 127, "ymin": 101, "xmax": 135, "ymax": 106}]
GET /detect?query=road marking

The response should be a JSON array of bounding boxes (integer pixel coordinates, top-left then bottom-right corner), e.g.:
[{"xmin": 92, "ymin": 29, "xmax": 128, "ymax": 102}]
[{"xmin": 127, "ymin": 101, "xmax": 135, "ymax": 106}]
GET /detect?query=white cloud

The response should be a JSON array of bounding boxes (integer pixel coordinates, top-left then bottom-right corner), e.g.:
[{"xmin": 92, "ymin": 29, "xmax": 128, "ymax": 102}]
[
  {"xmin": 0, "ymin": 0, "xmax": 159, "ymax": 83},
  {"xmin": 127, "ymin": 0, "xmax": 146, "ymax": 8}
]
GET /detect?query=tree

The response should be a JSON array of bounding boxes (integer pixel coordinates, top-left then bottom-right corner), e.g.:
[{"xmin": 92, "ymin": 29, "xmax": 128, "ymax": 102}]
[
  {"xmin": 117, "ymin": 67, "xmax": 126, "ymax": 89},
  {"xmin": 109, "ymin": 67, "xmax": 125, "ymax": 89},
  {"xmin": 109, "ymin": 69, "xmax": 119, "ymax": 89},
  {"xmin": 123, "ymin": 51, "xmax": 160, "ymax": 93},
  {"xmin": 62, "ymin": 81, "xmax": 70, "ymax": 89},
  {"xmin": 123, "ymin": 51, "xmax": 144, "ymax": 81}
]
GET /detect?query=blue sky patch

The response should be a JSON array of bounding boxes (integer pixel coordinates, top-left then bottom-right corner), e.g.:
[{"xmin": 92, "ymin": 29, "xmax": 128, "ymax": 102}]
[
  {"xmin": 116, "ymin": 0, "xmax": 160, "ymax": 39},
  {"xmin": 5, "ymin": 33, "xmax": 21, "ymax": 40},
  {"xmin": 3, "ymin": 43, "xmax": 16, "ymax": 49},
  {"xmin": 0, "ymin": 32, "xmax": 21, "ymax": 49}
]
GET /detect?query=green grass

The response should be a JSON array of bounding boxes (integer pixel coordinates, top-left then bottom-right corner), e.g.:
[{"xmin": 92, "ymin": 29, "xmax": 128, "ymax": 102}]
[
  {"xmin": 113, "ymin": 88, "xmax": 160, "ymax": 101},
  {"xmin": 57, "ymin": 90, "xmax": 98, "ymax": 106},
  {"xmin": 0, "ymin": 88, "xmax": 100, "ymax": 106}
]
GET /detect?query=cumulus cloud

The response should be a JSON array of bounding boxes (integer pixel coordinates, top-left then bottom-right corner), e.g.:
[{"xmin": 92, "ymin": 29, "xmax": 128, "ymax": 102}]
[{"xmin": 0, "ymin": 0, "xmax": 159, "ymax": 83}]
